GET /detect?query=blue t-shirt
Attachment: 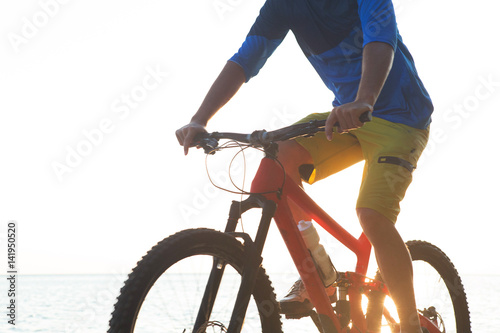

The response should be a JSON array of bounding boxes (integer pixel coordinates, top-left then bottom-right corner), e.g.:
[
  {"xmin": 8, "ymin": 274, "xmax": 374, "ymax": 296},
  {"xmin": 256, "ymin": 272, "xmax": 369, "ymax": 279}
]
[{"xmin": 229, "ymin": 0, "xmax": 433, "ymax": 129}]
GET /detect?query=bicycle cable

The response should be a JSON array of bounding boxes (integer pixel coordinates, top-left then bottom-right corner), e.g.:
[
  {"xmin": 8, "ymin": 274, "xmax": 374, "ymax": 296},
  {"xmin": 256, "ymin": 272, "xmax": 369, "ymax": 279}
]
[
  {"xmin": 227, "ymin": 140, "xmax": 248, "ymax": 233},
  {"xmin": 204, "ymin": 140, "xmax": 251, "ymax": 196},
  {"xmin": 203, "ymin": 140, "xmax": 286, "ymax": 197},
  {"xmin": 202, "ymin": 137, "xmax": 287, "ymax": 234}
]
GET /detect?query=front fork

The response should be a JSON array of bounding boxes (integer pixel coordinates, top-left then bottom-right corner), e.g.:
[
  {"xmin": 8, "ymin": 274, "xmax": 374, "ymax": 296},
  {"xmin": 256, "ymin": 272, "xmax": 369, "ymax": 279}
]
[{"xmin": 193, "ymin": 194, "xmax": 276, "ymax": 333}]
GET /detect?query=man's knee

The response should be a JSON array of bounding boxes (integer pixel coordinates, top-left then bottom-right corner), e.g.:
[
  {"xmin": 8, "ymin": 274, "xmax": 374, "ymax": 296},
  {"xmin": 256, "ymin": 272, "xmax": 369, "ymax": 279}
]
[
  {"xmin": 277, "ymin": 140, "xmax": 313, "ymax": 174},
  {"xmin": 357, "ymin": 208, "xmax": 396, "ymax": 243},
  {"xmin": 357, "ymin": 207, "xmax": 390, "ymax": 225}
]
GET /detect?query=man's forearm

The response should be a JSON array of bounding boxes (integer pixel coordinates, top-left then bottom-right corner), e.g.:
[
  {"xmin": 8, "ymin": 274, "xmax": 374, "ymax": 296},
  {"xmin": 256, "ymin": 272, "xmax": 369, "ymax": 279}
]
[
  {"xmin": 355, "ymin": 42, "xmax": 394, "ymax": 107},
  {"xmin": 191, "ymin": 61, "xmax": 246, "ymax": 126}
]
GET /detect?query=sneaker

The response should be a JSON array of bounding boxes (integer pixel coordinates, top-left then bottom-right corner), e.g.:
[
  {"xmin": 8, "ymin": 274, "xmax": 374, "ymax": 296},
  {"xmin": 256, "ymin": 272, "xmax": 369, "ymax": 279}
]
[{"xmin": 279, "ymin": 279, "xmax": 337, "ymax": 315}]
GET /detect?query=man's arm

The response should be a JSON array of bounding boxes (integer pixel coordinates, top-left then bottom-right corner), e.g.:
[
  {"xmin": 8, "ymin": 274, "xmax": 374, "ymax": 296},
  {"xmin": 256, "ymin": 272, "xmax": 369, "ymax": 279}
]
[
  {"xmin": 356, "ymin": 41, "xmax": 394, "ymax": 107},
  {"xmin": 325, "ymin": 41, "xmax": 394, "ymax": 139},
  {"xmin": 176, "ymin": 1, "xmax": 287, "ymax": 154},
  {"xmin": 176, "ymin": 61, "xmax": 246, "ymax": 155}
]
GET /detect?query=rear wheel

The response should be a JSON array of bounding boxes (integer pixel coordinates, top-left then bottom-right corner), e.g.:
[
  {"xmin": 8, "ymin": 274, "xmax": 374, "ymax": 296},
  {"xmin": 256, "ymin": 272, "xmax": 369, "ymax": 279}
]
[
  {"xmin": 108, "ymin": 228, "xmax": 283, "ymax": 333},
  {"xmin": 367, "ymin": 240, "xmax": 471, "ymax": 332},
  {"xmin": 408, "ymin": 240, "xmax": 471, "ymax": 333}
]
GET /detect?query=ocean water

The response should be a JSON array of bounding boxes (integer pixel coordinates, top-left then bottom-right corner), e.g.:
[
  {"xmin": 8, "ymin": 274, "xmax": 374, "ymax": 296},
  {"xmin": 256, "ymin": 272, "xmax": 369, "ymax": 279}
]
[{"xmin": 0, "ymin": 273, "xmax": 497, "ymax": 332}]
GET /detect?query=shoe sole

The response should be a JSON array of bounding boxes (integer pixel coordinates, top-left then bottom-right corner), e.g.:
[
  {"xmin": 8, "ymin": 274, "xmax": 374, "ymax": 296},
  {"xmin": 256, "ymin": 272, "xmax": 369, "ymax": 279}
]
[{"xmin": 279, "ymin": 294, "xmax": 337, "ymax": 315}]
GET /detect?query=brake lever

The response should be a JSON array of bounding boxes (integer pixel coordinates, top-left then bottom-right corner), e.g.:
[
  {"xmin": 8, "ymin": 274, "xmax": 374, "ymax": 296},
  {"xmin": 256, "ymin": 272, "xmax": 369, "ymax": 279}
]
[
  {"xmin": 316, "ymin": 110, "xmax": 372, "ymax": 132},
  {"xmin": 200, "ymin": 137, "xmax": 219, "ymax": 154},
  {"xmin": 191, "ymin": 133, "xmax": 220, "ymax": 155}
]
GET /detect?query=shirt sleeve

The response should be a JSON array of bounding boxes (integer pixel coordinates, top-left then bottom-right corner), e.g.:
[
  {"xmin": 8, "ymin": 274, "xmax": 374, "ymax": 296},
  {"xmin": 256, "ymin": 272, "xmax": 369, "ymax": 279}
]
[
  {"xmin": 229, "ymin": 0, "xmax": 289, "ymax": 82},
  {"xmin": 356, "ymin": 0, "xmax": 398, "ymax": 49}
]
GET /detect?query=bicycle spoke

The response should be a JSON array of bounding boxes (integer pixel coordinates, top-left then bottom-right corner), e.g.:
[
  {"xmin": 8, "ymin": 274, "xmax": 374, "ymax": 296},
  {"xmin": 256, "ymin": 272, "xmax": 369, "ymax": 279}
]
[
  {"xmin": 413, "ymin": 261, "xmax": 452, "ymax": 332},
  {"xmin": 131, "ymin": 255, "xmax": 262, "ymax": 332}
]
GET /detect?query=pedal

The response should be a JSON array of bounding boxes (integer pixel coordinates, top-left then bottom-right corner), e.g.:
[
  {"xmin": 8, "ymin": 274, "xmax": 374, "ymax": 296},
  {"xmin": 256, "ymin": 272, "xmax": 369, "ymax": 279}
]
[
  {"xmin": 284, "ymin": 310, "xmax": 315, "ymax": 320},
  {"xmin": 285, "ymin": 310, "xmax": 325, "ymax": 332}
]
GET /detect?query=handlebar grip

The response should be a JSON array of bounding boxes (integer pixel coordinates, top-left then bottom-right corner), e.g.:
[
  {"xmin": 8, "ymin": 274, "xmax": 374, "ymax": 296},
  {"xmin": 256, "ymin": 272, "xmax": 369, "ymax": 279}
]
[
  {"xmin": 359, "ymin": 111, "xmax": 372, "ymax": 123},
  {"xmin": 189, "ymin": 132, "xmax": 219, "ymax": 154},
  {"xmin": 191, "ymin": 132, "xmax": 208, "ymax": 146},
  {"xmin": 332, "ymin": 110, "xmax": 372, "ymax": 127}
]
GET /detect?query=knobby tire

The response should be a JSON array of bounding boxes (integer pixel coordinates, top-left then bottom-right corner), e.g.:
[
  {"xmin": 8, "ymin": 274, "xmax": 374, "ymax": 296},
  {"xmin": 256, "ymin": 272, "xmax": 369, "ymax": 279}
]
[
  {"xmin": 108, "ymin": 228, "xmax": 283, "ymax": 333},
  {"xmin": 407, "ymin": 240, "xmax": 471, "ymax": 332},
  {"xmin": 367, "ymin": 240, "xmax": 471, "ymax": 332}
]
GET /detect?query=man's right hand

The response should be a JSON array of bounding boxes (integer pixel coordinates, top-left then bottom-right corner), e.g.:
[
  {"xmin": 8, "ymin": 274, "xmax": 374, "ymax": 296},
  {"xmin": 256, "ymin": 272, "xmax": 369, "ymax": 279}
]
[
  {"xmin": 175, "ymin": 121, "xmax": 207, "ymax": 155},
  {"xmin": 175, "ymin": 61, "xmax": 246, "ymax": 155}
]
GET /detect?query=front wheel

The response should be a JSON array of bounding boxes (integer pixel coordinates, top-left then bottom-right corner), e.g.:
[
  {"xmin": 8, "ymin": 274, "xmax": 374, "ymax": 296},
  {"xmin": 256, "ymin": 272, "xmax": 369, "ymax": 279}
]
[{"xmin": 108, "ymin": 228, "xmax": 283, "ymax": 333}]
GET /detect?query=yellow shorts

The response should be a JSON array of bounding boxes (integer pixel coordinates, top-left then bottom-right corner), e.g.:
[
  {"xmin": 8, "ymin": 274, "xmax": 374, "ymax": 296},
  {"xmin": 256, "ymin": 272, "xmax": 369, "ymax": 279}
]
[{"xmin": 294, "ymin": 113, "xmax": 429, "ymax": 223}]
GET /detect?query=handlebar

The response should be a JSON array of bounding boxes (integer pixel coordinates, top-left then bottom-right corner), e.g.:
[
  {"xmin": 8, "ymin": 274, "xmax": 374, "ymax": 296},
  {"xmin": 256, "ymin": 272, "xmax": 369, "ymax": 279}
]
[{"xmin": 192, "ymin": 111, "xmax": 372, "ymax": 154}]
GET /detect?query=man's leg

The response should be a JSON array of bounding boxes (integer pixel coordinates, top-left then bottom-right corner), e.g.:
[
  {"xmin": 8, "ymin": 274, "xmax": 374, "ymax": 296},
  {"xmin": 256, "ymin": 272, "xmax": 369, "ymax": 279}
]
[
  {"xmin": 276, "ymin": 139, "xmax": 343, "ymax": 314},
  {"xmin": 357, "ymin": 208, "xmax": 422, "ymax": 333},
  {"xmin": 276, "ymin": 140, "xmax": 314, "ymax": 221}
]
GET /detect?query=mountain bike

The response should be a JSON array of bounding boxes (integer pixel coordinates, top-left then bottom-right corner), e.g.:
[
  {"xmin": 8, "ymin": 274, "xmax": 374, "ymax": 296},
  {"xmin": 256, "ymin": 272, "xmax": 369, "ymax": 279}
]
[{"xmin": 108, "ymin": 113, "xmax": 471, "ymax": 333}]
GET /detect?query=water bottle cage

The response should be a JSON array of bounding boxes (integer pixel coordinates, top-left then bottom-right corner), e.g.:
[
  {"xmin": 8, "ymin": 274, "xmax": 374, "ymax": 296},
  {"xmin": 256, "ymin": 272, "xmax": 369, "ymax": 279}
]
[{"xmin": 307, "ymin": 249, "xmax": 338, "ymax": 288}]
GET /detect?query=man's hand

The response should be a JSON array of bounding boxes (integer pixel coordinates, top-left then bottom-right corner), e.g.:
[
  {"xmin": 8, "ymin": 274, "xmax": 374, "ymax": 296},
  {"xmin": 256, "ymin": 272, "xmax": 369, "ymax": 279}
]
[
  {"xmin": 175, "ymin": 61, "xmax": 246, "ymax": 156},
  {"xmin": 323, "ymin": 41, "xmax": 394, "ymax": 140},
  {"xmin": 176, "ymin": 121, "xmax": 207, "ymax": 155},
  {"xmin": 325, "ymin": 101, "xmax": 374, "ymax": 140}
]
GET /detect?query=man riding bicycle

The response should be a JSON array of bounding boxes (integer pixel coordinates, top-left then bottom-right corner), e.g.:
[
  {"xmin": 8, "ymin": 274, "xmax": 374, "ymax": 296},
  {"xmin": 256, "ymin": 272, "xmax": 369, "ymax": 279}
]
[{"xmin": 176, "ymin": 1, "xmax": 432, "ymax": 332}]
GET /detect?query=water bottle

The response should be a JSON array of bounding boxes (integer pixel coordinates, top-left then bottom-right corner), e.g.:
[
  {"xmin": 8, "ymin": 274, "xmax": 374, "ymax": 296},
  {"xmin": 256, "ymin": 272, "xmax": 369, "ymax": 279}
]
[{"xmin": 298, "ymin": 220, "xmax": 338, "ymax": 287}]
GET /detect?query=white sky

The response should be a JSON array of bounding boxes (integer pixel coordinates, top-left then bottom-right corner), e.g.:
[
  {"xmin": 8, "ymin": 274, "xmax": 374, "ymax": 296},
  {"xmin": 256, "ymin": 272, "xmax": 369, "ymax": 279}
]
[{"xmin": 0, "ymin": 0, "xmax": 499, "ymax": 277}]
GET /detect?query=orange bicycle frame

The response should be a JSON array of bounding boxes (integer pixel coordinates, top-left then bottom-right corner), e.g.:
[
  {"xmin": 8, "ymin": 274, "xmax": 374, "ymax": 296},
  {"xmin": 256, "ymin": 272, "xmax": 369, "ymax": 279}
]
[{"xmin": 251, "ymin": 156, "xmax": 374, "ymax": 332}]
